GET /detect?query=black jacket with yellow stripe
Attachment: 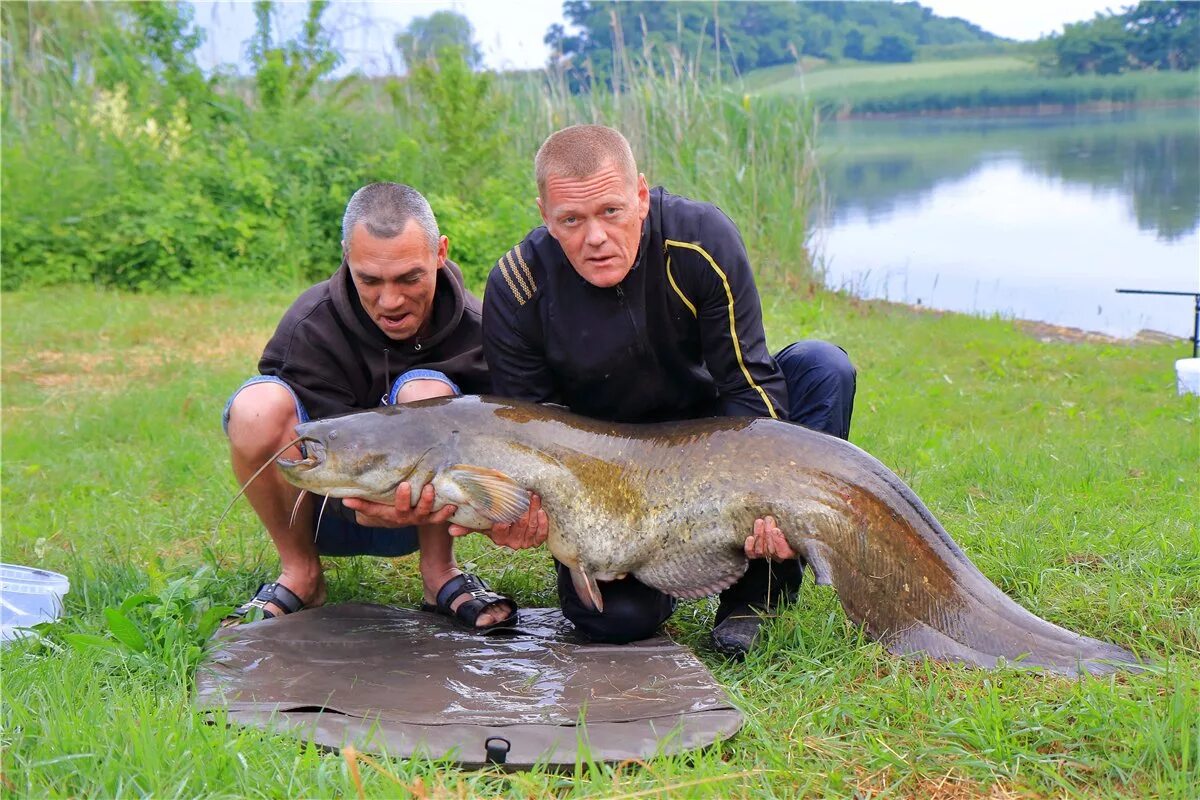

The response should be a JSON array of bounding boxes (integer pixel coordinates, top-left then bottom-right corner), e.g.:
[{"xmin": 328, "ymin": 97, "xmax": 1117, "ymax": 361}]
[{"xmin": 483, "ymin": 187, "xmax": 787, "ymax": 423}]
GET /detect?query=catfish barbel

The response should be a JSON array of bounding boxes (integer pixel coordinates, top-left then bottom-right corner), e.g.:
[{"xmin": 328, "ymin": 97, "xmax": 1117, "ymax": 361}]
[{"xmin": 275, "ymin": 395, "xmax": 1141, "ymax": 676}]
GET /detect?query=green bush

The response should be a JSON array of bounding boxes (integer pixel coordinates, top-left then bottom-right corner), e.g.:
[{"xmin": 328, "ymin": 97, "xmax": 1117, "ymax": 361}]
[
  {"xmin": 1, "ymin": 87, "xmax": 439, "ymax": 291},
  {"xmin": 1, "ymin": 4, "xmax": 812, "ymax": 293}
]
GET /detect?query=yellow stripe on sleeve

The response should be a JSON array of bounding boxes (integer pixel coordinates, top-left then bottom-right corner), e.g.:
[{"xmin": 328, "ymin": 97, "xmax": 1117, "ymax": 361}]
[
  {"xmin": 504, "ymin": 249, "xmax": 533, "ymax": 300},
  {"xmin": 665, "ymin": 251, "xmax": 698, "ymax": 318},
  {"xmin": 513, "ymin": 245, "xmax": 537, "ymax": 295},
  {"xmin": 497, "ymin": 253, "xmax": 526, "ymax": 306},
  {"xmin": 664, "ymin": 239, "xmax": 779, "ymax": 419}
]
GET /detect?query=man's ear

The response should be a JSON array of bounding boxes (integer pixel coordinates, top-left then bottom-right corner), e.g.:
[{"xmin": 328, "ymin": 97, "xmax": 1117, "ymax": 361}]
[
  {"xmin": 536, "ymin": 196, "xmax": 548, "ymax": 227},
  {"xmin": 636, "ymin": 173, "xmax": 650, "ymax": 221},
  {"xmin": 436, "ymin": 234, "xmax": 449, "ymax": 267}
]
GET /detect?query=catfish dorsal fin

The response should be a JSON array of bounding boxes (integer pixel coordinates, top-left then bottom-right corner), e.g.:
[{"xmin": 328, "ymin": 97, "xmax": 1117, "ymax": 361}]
[{"xmin": 442, "ymin": 464, "xmax": 530, "ymax": 524}]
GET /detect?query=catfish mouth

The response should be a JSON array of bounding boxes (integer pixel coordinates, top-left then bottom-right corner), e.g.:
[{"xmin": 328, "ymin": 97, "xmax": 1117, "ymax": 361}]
[{"xmin": 277, "ymin": 437, "xmax": 325, "ymax": 472}]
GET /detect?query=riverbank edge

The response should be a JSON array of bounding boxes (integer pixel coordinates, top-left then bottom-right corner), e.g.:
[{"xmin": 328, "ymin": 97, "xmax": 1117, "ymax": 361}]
[
  {"xmin": 829, "ymin": 96, "xmax": 1200, "ymax": 122},
  {"xmin": 824, "ymin": 289, "xmax": 1192, "ymax": 346}
]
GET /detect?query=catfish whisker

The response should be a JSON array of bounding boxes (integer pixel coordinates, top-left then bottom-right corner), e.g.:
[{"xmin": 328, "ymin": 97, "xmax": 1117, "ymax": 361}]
[
  {"xmin": 216, "ymin": 435, "xmax": 307, "ymax": 532},
  {"xmin": 314, "ymin": 494, "xmax": 332, "ymax": 544},
  {"xmin": 289, "ymin": 489, "xmax": 310, "ymax": 529}
]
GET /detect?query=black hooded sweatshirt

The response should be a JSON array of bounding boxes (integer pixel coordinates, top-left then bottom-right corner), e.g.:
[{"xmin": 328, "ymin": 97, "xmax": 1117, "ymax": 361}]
[{"xmin": 258, "ymin": 258, "xmax": 489, "ymax": 420}]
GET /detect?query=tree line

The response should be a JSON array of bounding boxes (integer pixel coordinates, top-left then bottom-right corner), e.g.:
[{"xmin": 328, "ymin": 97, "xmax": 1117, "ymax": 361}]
[
  {"xmin": 1040, "ymin": 2, "xmax": 1198, "ymax": 75},
  {"xmin": 543, "ymin": 1, "xmax": 998, "ymax": 86}
]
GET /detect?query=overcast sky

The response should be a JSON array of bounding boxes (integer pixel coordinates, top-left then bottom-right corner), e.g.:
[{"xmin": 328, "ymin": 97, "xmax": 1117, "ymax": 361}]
[{"xmin": 192, "ymin": 0, "xmax": 1123, "ymax": 74}]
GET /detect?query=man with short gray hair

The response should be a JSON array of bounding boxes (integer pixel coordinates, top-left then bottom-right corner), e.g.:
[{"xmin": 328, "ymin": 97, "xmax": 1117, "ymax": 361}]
[{"xmin": 223, "ymin": 182, "xmax": 542, "ymax": 629}]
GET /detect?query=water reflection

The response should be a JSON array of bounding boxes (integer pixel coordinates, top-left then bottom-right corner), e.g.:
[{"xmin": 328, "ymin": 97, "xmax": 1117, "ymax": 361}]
[
  {"xmin": 1031, "ymin": 131, "xmax": 1199, "ymax": 241},
  {"xmin": 819, "ymin": 107, "xmax": 1200, "ymax": 337},
  {"xmin": 824, "ymin": 108, "xmax": 1199, "ymax": 240}
]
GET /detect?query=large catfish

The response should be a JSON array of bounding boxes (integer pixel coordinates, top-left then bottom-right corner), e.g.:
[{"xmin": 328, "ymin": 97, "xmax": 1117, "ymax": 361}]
[{"xmin": 276, "ymin": 395, "xmax": 1140, "ymax": 676}]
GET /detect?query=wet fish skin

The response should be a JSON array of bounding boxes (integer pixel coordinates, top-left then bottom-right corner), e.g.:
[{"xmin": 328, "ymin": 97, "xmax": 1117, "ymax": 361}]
[{"xmin": 278, "ymin": 395, "xmax": 1142, "ymax": 676}]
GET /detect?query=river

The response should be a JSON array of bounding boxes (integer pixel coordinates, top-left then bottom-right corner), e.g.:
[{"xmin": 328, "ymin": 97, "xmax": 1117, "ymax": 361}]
[{"xmin": 817, "ymin": 106, "xmax": 1200, "ymax": 340}]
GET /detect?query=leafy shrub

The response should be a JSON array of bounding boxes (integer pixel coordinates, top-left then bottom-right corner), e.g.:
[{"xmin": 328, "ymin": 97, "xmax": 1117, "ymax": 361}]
[{"xmin": 1, "ymin": 4, "xmax": 816, "ymax": 293}]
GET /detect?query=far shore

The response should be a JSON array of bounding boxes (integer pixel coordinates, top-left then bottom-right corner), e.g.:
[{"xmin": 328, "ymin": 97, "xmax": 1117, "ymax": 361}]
[
  {"xmin": 831, "ymin": 97, "xmax": 1200, "ymax": 122},
  {"xmin": 841, "ymin": 292, "xmax": 1191, "ymax": 346}
]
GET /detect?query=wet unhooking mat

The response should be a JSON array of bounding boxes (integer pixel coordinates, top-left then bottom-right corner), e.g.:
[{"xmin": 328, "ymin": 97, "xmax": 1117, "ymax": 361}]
[{"xmin": 195, "ymin": 604, "xmax": 743, "ymax": 769}]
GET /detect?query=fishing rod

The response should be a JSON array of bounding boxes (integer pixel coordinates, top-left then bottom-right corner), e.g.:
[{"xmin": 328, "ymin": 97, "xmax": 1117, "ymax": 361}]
[{"xmin": 1115, "ymin": 288, "xmax": 1200, "ymax": 358}]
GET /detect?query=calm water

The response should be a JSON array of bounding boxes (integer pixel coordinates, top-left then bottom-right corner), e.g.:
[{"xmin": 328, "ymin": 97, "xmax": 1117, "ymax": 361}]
[{"xmin": 818, "ymin": 107, "xmax": 1200, "ymax": 339}]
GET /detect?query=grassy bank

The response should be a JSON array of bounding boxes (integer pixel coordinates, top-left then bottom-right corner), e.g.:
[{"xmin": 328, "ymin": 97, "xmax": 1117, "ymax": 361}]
[
  {"xmin": 749, "ymin": 56, "xmax": 1200, "ymax": 116},
  {"xmin": 2, "ymin": 288, "xmax": 1196, "ymax": 798}
]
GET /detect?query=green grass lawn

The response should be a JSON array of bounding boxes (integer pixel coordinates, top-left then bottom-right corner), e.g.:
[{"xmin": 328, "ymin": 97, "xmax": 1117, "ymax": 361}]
[
  {"xmin": 746, "ymin": 56, "xmax": 1034, "ymax": 96},
  {"xmin": 2, "ymin": 288, "xmax": 1197, "ymax": 798}
]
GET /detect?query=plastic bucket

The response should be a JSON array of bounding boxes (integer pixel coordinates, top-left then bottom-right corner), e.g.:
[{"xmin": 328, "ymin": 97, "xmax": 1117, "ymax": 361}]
[
  {"xmin": 1176, "ymin": 358, "xmax": 1200, "ymax": 396},
  {"xmin": 0, "ymin": 563, "xmax": 70, "ymax": 642}
]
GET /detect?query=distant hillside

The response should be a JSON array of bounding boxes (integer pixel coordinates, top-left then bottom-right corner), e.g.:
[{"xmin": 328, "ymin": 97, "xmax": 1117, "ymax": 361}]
[
  {"xmin": 545, "ymin": 1, "xmax": 1004, "ymax": 86},
  {"xmin": 746, "ymin": 55, "xmax": 1200, "ymax": 117}
]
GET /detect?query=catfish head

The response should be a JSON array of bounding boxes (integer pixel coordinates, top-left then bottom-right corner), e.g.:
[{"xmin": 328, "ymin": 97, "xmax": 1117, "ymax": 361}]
[
  {"xmin": 277, "ymin": 406, "xmax": 443, "ymax": 505},
  {"xmin": 277, "ymin": 399, "xmax": 534, "ymax": 533}
]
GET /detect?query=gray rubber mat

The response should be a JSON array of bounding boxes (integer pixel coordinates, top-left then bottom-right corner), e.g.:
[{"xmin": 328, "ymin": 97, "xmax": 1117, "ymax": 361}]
[{"xmin": 196, "ymin": 603, "xmax": 742, "ymax": 768}]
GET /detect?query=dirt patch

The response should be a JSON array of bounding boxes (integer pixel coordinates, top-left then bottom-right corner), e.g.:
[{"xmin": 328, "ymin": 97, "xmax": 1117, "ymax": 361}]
[
  {"xmin": 851, "ymin": 767, "xmax": 1025, "ymax": 799},
  {"xmin": 5, "ymin": 329, "xmax": 270, "ymax": 396},
  {"xmin": 1014, "ymin": 320, "xmax": 1184, "ymax": 346},
  {"xmin": 1064, "ymin": 553, "xmax": 1110, "ymax": 570},
  {"xmin": 154, "ymin": 533, "xmax": 213, "ymax": 561},
  {"xmin": 827, "ymin": 289, "xmax": 1186, "ymax": 347}
]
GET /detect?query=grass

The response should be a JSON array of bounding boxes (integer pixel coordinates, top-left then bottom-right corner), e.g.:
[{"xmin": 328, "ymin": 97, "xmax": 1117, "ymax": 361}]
[
  {"xmin": 747, "ymin": 56, "xmax": 1035, "ymax": 95},
  {"xmin": 2, "ymin": 287, "xmax": 1197, "ymax": 798},
  {"xmin": 746, "ymin": 56, "xmax": 1200, "ymax": 116}
]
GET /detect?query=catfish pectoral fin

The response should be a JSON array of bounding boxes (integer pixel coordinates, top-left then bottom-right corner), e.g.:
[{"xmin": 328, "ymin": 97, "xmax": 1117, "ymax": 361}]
[
  {"xmin": 437, "ymin": 464, "xmax": 531, "ymax": 524},
  {"xmin": 570, "ymin": 566, "xmax": 604, "ymax": 613}
]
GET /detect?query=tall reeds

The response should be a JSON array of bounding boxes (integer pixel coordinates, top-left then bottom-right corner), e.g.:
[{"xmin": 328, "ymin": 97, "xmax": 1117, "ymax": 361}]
[
  {"xmin": 495, "ymin": 11, "xmax": 822, "ymax": 283},
  {"xmin": 2, "ymin": 4, "xmax": 822, "ymax": 290}
]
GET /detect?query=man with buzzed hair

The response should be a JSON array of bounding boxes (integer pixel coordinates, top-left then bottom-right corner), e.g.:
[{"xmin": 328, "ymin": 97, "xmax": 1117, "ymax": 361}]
[
  {"xmin": 482, "ymin": 125, "xmax": 856, "ymax": 658},
  {"xmin": 223, "ymin": 182, "xmax": 544, "ymax": 629}
]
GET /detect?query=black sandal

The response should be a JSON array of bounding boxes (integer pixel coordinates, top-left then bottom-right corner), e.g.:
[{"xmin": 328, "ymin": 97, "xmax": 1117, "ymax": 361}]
[
  {"xmin": 421, "ymin": 573, "xmax": 517, "ymax": 631},
  {"xmin": 222, "ymin": 582, "xmax": 306, "ymax": 626}
]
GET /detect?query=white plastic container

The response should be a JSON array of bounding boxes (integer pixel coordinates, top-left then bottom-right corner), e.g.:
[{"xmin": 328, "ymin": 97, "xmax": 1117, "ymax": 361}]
[
  {"xmin": 0, "ymin": 563, "xmax": 70, "ymax": 642},
  {"xmin": 1176, "ymin": 358, "xmax": 1200, "ymax": 396}
]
